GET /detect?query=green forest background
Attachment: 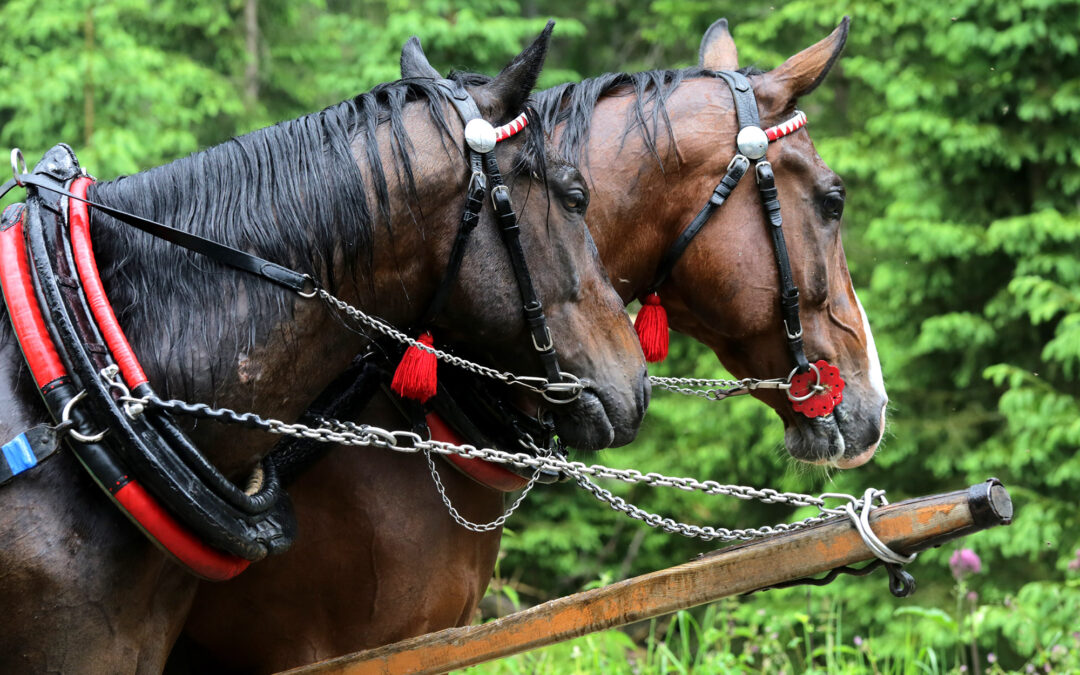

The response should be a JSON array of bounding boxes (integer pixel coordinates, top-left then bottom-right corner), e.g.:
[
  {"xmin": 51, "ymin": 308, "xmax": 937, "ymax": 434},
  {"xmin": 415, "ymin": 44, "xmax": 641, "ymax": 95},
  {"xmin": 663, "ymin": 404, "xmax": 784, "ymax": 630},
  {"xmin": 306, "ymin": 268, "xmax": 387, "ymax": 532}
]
[{"xmin": 2, "ymin": 1, "xmax": 1079, "ymax": 673}]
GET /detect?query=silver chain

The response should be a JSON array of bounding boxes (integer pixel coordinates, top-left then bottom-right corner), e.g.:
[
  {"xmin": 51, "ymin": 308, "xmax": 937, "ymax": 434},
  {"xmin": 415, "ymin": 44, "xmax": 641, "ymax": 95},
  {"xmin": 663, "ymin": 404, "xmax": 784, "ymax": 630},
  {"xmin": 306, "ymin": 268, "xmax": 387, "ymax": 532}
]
[
  {"xmin": 648, "ymin": 375, "xmax": 792, "ymax": 402},
  {"xmin": 424, "ymin": 449, "xmax": 542, "ymax": 532},
  {"xmin": 114, "ymin": 388, "xmax": 883, "ymax": 544},
  {"xmin": 317, "ymin": 289, "xmax": 584, "ymax": 403}
]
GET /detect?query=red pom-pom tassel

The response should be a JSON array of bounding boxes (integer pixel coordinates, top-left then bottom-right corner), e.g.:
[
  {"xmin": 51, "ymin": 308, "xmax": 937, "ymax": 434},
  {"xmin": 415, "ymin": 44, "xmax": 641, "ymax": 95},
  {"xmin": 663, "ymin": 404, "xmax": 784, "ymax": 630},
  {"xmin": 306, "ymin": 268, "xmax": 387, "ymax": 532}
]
[
  {"xmin": 634, "ymin": 293, "xmax": 669, "ymax": 363},
  {"xmin": 391, "ymin": 331, "xmax": 438, "ymax": 402}
]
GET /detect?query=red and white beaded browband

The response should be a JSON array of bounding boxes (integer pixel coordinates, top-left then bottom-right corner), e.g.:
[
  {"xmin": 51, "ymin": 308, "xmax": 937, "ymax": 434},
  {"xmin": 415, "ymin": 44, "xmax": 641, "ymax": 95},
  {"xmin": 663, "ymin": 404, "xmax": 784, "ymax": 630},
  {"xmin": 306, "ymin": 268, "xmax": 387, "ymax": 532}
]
[
  {"xmin": 765, "ymin": 110, "xmax": 807, "ymax": 142},
  {"xmin": 494, "ymin": 110, "xmax": 802, "ymax": 145},
  {"xmin": 494, "ymin": 113, "xmax": 529, "ymax": 143}
]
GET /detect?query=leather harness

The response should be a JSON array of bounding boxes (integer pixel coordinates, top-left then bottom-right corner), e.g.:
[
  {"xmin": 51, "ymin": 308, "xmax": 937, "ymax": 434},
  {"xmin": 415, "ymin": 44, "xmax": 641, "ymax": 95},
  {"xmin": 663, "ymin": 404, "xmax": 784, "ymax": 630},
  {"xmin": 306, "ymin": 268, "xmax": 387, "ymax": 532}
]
[{"xmin": 0, "ymin": 82, "xmax": 558, "ymax": 577}]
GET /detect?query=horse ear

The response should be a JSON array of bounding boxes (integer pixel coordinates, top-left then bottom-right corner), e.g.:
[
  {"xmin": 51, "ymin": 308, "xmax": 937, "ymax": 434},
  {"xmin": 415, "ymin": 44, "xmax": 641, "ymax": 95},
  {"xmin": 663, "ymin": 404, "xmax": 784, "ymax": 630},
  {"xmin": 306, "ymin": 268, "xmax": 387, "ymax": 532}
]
[
  {"xmin": 477, "ymin": 20, "xmax": 554, "ymax": 122},
  {"xmin": 758, "ymin": 17, "xmax": 849, "ymax": 109},
  {"xmin": 699, "ymin": 18, "xmax": 738, "ymax": 70},
  {"xmin": 400, "ymin": 36, "xmax": 441, "ymax": 80}
]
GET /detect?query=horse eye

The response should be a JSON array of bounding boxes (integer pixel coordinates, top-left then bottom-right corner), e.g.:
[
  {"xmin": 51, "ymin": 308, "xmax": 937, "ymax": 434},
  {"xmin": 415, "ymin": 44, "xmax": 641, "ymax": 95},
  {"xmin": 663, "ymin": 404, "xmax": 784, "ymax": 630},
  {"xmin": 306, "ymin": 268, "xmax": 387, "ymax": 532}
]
[
  {"xmin": 564, "ymin": 188, "xmax": 588, "ymax": 213},
  {"xmin": 822, "ymin": 191, "xmax": 845, "ymax": 220}
]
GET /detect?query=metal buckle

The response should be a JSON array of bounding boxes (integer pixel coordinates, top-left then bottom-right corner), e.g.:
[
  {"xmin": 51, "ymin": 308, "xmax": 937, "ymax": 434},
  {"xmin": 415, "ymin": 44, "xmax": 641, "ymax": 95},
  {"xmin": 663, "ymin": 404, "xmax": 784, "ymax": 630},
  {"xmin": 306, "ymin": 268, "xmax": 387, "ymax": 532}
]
[
  {"xmin": 783, "ymin": 319, "xmax": 803, "ymax": 340},
  {"xmin": 491, "ymin": 184, "xmax": 510, "ymax": 209},
  {"xmin": 531, "ymin": 326, "xmax": 554, "ymax": 352},
  {"xmin": 468, "ymin": 170, "xmax": 487, "ymax": 194}
]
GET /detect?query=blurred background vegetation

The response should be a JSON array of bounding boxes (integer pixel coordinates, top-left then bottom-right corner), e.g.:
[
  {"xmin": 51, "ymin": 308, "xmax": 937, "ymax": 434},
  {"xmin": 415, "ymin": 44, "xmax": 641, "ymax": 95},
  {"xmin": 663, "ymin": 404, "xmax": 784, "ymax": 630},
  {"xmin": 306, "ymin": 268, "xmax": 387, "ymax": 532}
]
[{"xmin": 2, "ymin": 0, "xmax": 1079, "ymax": 672}]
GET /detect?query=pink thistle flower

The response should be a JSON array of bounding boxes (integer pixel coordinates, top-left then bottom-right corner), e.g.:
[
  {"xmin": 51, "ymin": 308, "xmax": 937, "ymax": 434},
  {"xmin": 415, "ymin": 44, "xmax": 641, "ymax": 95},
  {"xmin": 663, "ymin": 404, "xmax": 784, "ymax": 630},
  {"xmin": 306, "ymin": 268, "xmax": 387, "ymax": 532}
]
[{"xmin": 950, "ymin": 548, "xmax": 982, "ymax": 579}]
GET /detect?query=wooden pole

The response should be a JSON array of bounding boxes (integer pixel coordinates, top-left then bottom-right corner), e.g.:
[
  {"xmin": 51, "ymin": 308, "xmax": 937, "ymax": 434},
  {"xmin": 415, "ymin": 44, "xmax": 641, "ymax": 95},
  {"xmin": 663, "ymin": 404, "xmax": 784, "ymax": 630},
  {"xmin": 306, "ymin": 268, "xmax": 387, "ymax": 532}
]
[{"xmin": 280, "ymin": 480, "xmax": 1012, "ymax": 675}]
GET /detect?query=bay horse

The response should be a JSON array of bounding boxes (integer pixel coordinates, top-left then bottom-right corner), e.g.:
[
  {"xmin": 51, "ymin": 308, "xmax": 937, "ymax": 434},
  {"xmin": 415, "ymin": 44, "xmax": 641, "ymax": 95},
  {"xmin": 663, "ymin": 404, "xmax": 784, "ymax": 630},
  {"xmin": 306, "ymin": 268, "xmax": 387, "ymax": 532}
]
[
  {"xmin": 0, "ymin": 26, "xmax": 650, "ymax": 673},
  {"xmin": 174, "ymin": 17, "xmax": 886, "ymax": 673}
]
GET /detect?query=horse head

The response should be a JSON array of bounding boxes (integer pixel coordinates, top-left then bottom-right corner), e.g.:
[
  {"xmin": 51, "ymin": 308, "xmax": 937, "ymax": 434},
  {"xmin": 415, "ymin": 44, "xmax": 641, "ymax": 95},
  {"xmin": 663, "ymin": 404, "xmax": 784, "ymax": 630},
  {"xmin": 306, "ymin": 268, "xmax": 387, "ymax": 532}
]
[
  {"xmin": 395, "ymin": 29, "xmax": 648, "ymax": 451},
  {"xmin": 647, "ymin": 18, "xmax": 886, "ymax": 467}
]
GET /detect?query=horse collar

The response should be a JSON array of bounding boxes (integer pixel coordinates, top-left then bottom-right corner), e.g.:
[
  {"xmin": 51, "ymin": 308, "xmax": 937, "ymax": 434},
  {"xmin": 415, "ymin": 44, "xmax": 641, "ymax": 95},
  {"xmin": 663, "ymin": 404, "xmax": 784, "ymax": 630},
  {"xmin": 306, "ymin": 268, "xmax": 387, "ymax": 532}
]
[{"xmin": 0, "ymin": 145, "xmax": 293, "ymax": 580}]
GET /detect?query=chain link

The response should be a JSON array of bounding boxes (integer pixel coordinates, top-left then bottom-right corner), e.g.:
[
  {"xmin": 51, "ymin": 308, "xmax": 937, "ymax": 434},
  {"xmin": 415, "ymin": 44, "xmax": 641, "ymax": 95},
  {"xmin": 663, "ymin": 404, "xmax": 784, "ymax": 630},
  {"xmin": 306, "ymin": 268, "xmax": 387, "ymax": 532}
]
[
  {"xmin": 648, "ymin": 375, "xmax": 791, "ymax": 401},
  {"xmin": 318, "ymin": 290, "xmax": 583, "ymax": 401},
  {"xmin": 122, "ymin": 391, "xmax": 880, "ymax": 543}
]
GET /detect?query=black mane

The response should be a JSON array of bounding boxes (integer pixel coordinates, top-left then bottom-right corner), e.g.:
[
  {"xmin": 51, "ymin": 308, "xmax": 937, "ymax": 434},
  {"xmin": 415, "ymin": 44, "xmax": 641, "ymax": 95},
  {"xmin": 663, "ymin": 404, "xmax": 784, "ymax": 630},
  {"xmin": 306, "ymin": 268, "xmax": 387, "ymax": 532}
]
[
  {"xmin": 533, "ymin": 66, "xmax": 764, "ymax": 170},
  {"xmin": 75, "ymin": 74, "xmax": 545, "ymax": 396}
]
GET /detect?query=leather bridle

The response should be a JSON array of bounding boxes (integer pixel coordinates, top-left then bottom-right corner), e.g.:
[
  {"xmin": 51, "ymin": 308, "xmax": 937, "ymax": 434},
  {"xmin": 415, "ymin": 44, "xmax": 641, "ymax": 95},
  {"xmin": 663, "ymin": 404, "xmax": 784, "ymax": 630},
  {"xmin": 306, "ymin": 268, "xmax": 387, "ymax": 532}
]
[
  {"xmin": 646, "ymin": 70, "xmax": 822, "ymax": 389},
  {"xmin": 419, "ymin": 79, "xmax": 569, "ymax": 391}
]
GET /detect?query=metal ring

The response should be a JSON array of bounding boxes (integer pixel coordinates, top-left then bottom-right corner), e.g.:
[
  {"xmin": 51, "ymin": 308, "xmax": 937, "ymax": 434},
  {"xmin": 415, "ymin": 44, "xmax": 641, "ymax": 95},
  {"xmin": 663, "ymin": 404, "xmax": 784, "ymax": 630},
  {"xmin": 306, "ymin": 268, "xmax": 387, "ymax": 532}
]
[
  {"xmin": 11, "ymin": 148, "xmax": 26, "ymax": 187},
  {"xmin": 297, "ymin": 275, "xmax": 318, "ymax": 298},
  {"xmin": 842, "ymin": 489, "xmax": 917, "ymax": 565},
  {"xmin": 540, "ymin": 372, "xmax": 584, "ymax": 405},
  {"xmin": 785, "ymin": 363, "xmax": 821, "ymax": 402},
  {"xmin": 60, "ymin": 391, "xmax": 109, "ymax": 443}
]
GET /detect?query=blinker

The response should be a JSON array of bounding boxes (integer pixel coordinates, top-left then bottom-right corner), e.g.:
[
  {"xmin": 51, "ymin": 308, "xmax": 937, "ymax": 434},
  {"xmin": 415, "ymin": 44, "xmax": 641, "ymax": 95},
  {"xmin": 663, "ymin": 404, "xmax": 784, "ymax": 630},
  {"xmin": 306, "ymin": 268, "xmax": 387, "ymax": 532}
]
[{"xmin": 736, "ymin": 126, "xmax": 769, "ymax": 160}]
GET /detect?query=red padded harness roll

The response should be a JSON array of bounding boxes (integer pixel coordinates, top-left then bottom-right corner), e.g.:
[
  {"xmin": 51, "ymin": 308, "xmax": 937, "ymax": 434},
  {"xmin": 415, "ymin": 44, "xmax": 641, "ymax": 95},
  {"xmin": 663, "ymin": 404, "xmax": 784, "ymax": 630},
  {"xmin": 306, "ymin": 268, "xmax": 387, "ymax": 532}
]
[
  {"xmin": 428, "ymin": 413, "xmax": 530, "ymax": 493},
  {"xmin": 114, "ymin": 481, "xmax": 250, "ymax": 580},
  {"xmin": 0, "ymin": 211, "xmax": 67, "ymax": 389},
  {"xmin": 0, "ymin": 200, "xmax": 250, "ymax": 580},
  {"xmin": 68, "ymin": 176, "xmax": 149, "ymax": 389}
]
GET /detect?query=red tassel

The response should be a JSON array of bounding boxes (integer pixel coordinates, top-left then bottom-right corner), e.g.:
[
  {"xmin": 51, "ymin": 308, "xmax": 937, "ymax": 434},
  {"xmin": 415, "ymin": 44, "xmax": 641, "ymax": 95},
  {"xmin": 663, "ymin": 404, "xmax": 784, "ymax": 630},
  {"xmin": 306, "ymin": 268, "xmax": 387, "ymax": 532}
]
[
  {"xmin": 391, "ymin": 331, "xmax": 438, "ymax": 402},
  {"xmin": 634, "ymin": 293, "xmax": 669, "ymax": 363}
]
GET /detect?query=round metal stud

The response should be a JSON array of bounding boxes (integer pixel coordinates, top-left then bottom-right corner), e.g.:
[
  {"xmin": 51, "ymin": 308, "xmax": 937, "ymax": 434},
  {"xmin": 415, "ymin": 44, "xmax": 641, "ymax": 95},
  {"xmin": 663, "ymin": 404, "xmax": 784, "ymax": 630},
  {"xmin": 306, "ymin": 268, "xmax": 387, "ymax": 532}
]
[
  {"xmin": 464, "ymin": 119, "xmax": 497, "ymax": 154},
  {"xmin": 736, "ymin": 125, "xmax": 769, "ymax": 160}
]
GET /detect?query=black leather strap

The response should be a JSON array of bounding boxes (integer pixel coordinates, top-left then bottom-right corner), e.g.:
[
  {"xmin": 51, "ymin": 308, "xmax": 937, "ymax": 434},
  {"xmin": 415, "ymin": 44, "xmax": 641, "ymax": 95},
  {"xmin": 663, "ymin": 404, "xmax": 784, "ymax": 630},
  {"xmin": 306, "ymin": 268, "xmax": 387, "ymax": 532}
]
[
  {"xmin": 648, "ymin": 155, "xmax": 749, "ymax": 293},
  {"xmin": 484, "ymin": 152, "xmax": 563, "ymax": 383},
  {"xmin": 419, "ymin": 153, "xmax": 486, "ymax": 326},
  {"xmin": 713, "ymin": 71, "xmax": 760, "ymax": 130},
  {"xmin": 436, "ymin": 79, "xmax": 482, "ymax": 124},
  {"xmin": 7, "ymin": 173, "xmax": 314, "ymax": 296},
  {"xmin": 756, "ymin": 162, "xmax": 809, "ymax": 372}
]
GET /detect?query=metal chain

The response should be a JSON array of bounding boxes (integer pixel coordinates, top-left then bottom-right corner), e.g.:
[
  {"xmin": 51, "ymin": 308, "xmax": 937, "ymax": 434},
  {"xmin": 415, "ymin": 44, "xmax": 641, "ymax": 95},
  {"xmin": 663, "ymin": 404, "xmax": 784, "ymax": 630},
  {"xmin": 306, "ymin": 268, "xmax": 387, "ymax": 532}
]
[
  {"xmin": 119, "ymin": 391, "xmax": 878, "ymax": 542},
  {"xmin": 317, "ymin": 289, "xmax": 584, "ymax": 402},
  {"xmin": 424, "ymin": 449, "xmax": 541, "ymax": 532},
  {"xmin": 648, "ymin": 375, "xmax": 791, "ymax": 402},
  {"xmin": 574, "ymin": 474, "xmax": 836, "ymax": 542}
]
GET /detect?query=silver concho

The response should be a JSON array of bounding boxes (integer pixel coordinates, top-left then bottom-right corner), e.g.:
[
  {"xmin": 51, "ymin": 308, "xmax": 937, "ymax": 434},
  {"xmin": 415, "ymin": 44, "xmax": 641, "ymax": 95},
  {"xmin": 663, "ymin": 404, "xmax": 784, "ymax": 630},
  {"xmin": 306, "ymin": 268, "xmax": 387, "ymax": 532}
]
[
  {"xmin": 736, "ymin": 126, "xmax": 769, "ymax": 160},
  {"xmin": 464, "ymin": 119, "xmax": 497, "ymax": 154}
]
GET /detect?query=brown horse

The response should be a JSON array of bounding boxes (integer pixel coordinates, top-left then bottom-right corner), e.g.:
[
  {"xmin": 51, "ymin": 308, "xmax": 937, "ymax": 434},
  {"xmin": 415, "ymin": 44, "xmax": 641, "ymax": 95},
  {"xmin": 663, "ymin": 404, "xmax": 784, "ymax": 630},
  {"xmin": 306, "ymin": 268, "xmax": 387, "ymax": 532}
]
[
  {"xmin": 0, "ymin": 28, "xmax": 649, "ymax": 673},
  {"xmin": 174, "ymin": 18, "xmax": 886, "ymax": 672}
]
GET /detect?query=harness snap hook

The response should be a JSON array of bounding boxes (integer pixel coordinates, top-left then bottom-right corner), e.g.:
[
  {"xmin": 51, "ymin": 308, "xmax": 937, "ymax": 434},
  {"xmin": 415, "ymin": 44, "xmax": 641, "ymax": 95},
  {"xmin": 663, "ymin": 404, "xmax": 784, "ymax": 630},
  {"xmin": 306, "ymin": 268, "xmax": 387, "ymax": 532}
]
[
  {"xmin": 60, "ymin": 391, "xmax": 109, "ymax": 443},
  {"xmin": 11, "ymin": 148, "xmax": 26, "ymax": 187}
]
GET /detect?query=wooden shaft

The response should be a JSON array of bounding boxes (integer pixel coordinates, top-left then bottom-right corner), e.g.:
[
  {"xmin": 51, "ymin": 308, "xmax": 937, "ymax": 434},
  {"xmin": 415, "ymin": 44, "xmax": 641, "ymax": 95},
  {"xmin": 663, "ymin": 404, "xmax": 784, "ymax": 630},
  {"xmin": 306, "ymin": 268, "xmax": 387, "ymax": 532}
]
[{"xmin": 280, "ymin": 480, "xmax": 1012, "ymax": 675}]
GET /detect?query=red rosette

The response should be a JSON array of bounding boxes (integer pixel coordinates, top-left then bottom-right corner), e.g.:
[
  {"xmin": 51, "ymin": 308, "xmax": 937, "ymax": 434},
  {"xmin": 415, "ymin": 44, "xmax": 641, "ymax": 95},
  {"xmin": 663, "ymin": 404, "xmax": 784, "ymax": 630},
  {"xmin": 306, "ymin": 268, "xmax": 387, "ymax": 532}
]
[{"xmin": 789, "ymin": 360, "xmax": 845, "ymax": 418}]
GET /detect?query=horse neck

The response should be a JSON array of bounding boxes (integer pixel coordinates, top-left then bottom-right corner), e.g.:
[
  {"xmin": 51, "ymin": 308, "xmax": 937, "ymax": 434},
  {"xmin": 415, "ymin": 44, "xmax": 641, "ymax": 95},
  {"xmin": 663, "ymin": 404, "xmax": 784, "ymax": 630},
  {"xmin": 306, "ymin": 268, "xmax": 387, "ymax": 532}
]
[
  {"xmin": 560, "ymin": 77, "xmax": 733, "ymax": 304},
  {"xmin": 85, "ymin": 142, "xmax": 384, "ymax": 463}
]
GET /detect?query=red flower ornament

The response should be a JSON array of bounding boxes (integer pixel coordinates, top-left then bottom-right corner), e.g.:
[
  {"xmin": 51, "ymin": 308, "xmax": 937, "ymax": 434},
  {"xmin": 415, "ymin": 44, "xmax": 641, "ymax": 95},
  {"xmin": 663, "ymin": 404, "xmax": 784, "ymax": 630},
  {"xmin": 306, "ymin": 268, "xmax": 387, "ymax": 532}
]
[{"xmin": 789, "ymin": 360, "xmax": 845, "ymax": 418}]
